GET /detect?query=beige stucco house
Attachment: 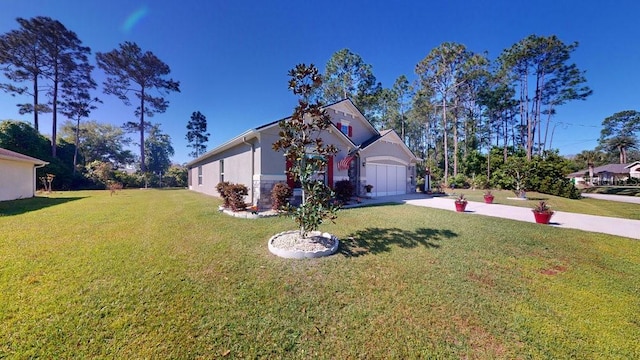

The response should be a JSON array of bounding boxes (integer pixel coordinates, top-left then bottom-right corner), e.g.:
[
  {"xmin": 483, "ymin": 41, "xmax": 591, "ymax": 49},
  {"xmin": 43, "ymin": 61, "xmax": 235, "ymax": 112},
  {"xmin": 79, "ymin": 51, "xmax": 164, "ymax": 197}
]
[
  {"xmin": 186, "ymin": 99, "xmax": 421, "ymax": 208},
  {"xmin": 0, "ymin": 147, "xmax": 48, "ymax": 202}
]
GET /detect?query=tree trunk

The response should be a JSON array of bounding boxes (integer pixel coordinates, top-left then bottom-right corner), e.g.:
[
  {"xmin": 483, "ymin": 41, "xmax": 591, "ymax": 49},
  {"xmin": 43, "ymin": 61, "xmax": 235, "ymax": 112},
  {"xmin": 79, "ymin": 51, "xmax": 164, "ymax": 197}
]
[
  {"xmin": 452, "ymin": 98, "xmax": 458, "ymax": 177},
  {"xmin": 52, "ymin": 66, "xmax": 58, "ymax": 158},
  {"xmin": 140, "ymin": 88, "xmax": 146, "ymax": 173},
  {"xmin": 73, "ymin": 117, "xmax": 80, "ymax": 175},
  {"xmin": 33, "ymin": 75, "xmax": 39, "ymax": 132},
  {"xmin": 442, "ymin": 97, "xmax": 449, "ymax": 185}
]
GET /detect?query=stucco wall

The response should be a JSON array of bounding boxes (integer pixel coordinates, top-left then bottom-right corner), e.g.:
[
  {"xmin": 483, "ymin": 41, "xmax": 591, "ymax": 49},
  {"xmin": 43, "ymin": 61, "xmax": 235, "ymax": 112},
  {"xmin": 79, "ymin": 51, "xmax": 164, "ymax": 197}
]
[
  {"xmin": 189, "ymin": 142, "xmax": 255, "ymax": 200},
  {"xmin": 259, "ymin": 127, "xmax": 285, "ymax": 176},
  {"xmin": 0, "ymin": 159, "xmax": 35, "ymax": 201},
  {"xmin": 327, "ymin": 107, "xmax": 376, "ymax": 145}
]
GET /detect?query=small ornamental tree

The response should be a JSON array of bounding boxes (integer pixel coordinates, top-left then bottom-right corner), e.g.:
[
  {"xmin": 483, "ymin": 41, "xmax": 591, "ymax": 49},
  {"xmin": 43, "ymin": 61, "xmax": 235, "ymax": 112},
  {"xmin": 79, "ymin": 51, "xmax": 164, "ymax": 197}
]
[{"xmin": 272, "ymin": 63, "xmax": 339, "ymax": 237}]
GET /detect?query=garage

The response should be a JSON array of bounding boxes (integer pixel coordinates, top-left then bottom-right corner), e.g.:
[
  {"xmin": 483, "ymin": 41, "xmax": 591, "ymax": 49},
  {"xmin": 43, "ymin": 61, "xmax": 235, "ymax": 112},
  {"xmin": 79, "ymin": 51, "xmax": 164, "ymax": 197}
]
[{"xmin": 367, "ymin": 163, "xmax": 407, "ymax": 197}]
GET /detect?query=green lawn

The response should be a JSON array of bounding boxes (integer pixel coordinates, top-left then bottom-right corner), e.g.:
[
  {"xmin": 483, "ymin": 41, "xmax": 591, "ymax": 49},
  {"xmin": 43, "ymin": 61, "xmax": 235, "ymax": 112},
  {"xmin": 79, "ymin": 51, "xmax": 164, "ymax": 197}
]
[
  {"xmin": 1, "ymin": 189, "xmax": 639, "ymax": 358},
  {"xmin": 446, "ymin": 189, "xmax": 640, "ymax": 220}
]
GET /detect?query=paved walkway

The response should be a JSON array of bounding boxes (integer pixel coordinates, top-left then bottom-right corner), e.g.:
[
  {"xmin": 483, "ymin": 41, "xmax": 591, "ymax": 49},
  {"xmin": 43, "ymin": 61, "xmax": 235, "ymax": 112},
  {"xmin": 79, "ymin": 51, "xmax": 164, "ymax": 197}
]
[{"xmin": 352, "ymin": 193, "xmax": 640, "ymax": 240}]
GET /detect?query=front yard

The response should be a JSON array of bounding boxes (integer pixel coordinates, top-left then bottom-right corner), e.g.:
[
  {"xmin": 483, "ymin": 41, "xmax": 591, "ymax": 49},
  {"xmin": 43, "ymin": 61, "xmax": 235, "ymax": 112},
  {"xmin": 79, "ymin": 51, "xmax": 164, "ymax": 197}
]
[{"xmin": 1, "ymin": 189, "xmax": 638, "ymax": 358}]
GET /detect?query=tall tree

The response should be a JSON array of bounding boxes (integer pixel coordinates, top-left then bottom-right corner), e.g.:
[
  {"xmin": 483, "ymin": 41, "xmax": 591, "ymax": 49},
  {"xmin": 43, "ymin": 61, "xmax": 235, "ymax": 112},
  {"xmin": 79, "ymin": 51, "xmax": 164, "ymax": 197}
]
[
  {"xmin": 144, "ymin": 124, "xmax": 174, "ymax": 175},
  {"xmin": 498, "ymin": 35, "xmax": 591, "ymax": 160},
  {"xmin": 390, "ymin": 75, "xmax": 414, "ymax": 140},
  {"xmin": 59, "ymin": 62, "xmax": 100, "ymax": 173},
  {"xmin": 0, "ymin": 17, "xmax": 93, "ymax": 157},
  {"xmin": 599, "ymin": 110, "xmax": 640, "ymax": 164},
  {"xmin": 0, "ymin": 17, "xmax": 53, "ymax": 131},
  {"xmin": 322, "ymin": 48, "xmax": 383, "ymax": 124},
  {"xmin": 186, "ymin": 111, "xmax": 209, "ymax": 158},
  {"xmin": 477, "ymin": 70, "xmax": 518, "ymax": 162},
  {"xmin": 603, "ymin": 136, "xmax": 637, "ymax": 164},
  {"xmin": 415, "ymin": 42, "xmax": 487, "ymax": 183},
  {"xmin": 40, "ymin": 17, "xmax": 93, "ymax": 158},
  {"xmin": 96, "ymin": 42, "xmax": 180, "ymax": 172}
]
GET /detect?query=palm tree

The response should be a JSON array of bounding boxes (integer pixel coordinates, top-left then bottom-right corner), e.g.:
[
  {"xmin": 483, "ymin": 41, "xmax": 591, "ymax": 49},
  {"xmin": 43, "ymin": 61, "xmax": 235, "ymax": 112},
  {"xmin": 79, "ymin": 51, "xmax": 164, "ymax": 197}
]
[
  {"xmin": 575, "ymin": 150, "xmax": 606, "ymax": 185},
  {"xmin": 605, "ymin": 136, "xmax": 638, "ymax": 164}
]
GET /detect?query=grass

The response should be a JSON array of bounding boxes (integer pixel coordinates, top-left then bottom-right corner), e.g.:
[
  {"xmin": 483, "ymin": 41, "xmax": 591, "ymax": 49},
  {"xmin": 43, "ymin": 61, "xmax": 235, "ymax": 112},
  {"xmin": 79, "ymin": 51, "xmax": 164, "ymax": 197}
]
[
  {"xmin": 446, "ymin": 189, "xmax": 640, "ymax": 220},
  {"xmin": 1, "ymin": 189, "xmax": 639, "ymax": 358}
]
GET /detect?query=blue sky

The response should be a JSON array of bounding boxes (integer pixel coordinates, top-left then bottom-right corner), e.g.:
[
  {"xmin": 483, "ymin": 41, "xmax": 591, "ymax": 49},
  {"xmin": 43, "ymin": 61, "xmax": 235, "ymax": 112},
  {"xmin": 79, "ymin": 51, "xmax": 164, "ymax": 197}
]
[{"xmin": 1, "ymin": 0, "xmax": 639, "ymax": 164}]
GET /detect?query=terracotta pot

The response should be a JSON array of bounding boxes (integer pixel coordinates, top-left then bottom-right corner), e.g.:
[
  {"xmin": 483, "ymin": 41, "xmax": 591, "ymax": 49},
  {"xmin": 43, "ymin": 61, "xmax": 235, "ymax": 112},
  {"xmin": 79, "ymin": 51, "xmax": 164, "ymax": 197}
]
[
  {"xmin": 532, "ymin": 211, "xmax": 554, "ymax": 224},
  {"xmin": 484, "ymin": 195, "xmax": 494, "ymax": 204},
  {"xmin": 455, "ymin": 202, "xmax": 467, "ymax": 212}
]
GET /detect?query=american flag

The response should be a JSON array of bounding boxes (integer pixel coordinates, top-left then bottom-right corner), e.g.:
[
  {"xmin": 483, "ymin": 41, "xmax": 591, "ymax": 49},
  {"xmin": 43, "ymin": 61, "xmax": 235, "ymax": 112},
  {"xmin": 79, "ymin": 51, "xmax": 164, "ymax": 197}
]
[{"xmin": 337, "ymin": 155, "xmax": 354, "ymax": 171}]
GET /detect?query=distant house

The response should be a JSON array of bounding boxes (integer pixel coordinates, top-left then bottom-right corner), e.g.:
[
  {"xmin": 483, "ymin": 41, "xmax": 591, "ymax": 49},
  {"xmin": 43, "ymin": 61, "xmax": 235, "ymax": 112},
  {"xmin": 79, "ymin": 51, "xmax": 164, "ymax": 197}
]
[
  {"xmin": 0, "ymin": 148, "xmax": 48, "ymax": 202},
  {"xmin": 625, "ymin": 161, "xmax": 640, "ymax": 179},
  {"xmin": 186, "ymin": 99, "xmax": 421, "ymax": 208},
  {"xmin": 567, "ymin": 163, "xmax": 639, "ymax": 186}
]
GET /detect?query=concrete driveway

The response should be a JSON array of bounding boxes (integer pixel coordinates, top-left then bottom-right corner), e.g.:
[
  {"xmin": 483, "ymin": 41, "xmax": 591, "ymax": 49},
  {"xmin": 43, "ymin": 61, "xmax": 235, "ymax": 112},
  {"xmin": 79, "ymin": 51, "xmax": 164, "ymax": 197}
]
[{"xmin": 353, "ymin": 193, "xmax": 640, "ymax": 240}]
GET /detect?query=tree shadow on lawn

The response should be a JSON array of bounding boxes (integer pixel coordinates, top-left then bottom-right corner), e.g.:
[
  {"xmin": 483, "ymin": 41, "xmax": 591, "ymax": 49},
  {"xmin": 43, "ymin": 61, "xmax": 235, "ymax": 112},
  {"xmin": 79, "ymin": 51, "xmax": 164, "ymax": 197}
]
[
  {"xmin": 339, "ymin": 227, "xmax": 458, "ymax": 257},
  {"xmin": 0, "ymin": 196, "xmax": 85, "ymax": 216}
]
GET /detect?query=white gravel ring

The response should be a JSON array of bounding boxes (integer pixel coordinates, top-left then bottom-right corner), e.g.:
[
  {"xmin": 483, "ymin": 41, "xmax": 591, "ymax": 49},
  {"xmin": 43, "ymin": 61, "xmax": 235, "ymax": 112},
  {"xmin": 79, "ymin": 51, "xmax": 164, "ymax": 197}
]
[{"xmin": 268, "ymin": 230, "xmax": 340, "ymax": 259}]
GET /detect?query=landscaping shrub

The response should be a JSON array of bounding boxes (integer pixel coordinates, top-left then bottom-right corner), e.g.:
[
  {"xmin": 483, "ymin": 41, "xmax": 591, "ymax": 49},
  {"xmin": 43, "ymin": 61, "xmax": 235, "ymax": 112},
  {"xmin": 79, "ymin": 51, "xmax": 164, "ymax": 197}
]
[
  {"xmin": 216, "ymin": 181, "xmax": 231, "ymax": 207},
  {"xmin": 528, "ymin": 153, "xmax": 581, "ymax": 199},
  {"xmin": 226, "ymin": 183, "xmax": 248, "ymax": 211},
  {"xmin": 271, "ymin": 182, "xmax": 292, "ymax": 210},
  {"xmin": 447, "ymin": 174, "xmax": 469, "ymax": 189},
  {"xmin": 334, "ymin": 180, "xmax": 354, "ymax": 202},
  {"xmin": 113, "ymin": 170, "xmax": 144, "ymax": 188},
  {"xmin": 471, "ymin": 174, "xmax": 489, "ymax": 189}
]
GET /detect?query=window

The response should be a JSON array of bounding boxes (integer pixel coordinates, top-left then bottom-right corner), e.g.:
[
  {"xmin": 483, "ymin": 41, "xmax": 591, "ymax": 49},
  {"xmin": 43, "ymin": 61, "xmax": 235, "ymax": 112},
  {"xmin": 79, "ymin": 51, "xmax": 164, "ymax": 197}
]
[
  {"xmin": 337, "ymin": 122, "xmax": 353, "ymax": 137},
  {"xmin": 197, "ymin": 166, "xmax": 203, "ymax": 185},
  {"xmin": 220, "ymin": 159, "xmax": 224, "ymax": 182}
]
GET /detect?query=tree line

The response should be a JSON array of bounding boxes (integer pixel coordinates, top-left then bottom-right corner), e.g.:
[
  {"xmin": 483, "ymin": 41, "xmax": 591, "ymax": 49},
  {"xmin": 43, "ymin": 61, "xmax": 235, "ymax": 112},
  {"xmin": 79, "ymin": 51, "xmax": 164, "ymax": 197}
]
[
  {"xmin": 318, "ymin": 41, "xmax": 638, "ymax": 188},
  {"xmin": 0, "ymin": 16, "xmax": 195, "ymax": 189},
  {"xmin": 1, "ymin": 16, "xmax": 637, "ymax": 192}
]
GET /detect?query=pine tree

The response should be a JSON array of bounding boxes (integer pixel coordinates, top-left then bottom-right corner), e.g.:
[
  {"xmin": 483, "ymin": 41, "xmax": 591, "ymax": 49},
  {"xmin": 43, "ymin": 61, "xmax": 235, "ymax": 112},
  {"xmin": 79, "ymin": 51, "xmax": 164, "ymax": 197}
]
[{"xmin": 186, "ymin": 111, "xmax": 209, "ymax": 158}]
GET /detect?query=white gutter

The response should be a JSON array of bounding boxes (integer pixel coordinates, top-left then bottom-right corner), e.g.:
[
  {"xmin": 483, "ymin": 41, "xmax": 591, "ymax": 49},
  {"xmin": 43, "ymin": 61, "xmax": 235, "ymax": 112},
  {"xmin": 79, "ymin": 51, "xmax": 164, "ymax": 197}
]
[{"xmin": 242, "ymin": 136, "xmax": 255, "ymax": 204}]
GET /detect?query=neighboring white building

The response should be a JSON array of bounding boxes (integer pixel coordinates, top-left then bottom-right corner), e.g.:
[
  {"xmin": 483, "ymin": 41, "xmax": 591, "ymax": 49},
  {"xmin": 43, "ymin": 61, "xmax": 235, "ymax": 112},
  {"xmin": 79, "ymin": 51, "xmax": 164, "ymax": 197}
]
[
  {"xmin": 625, "ymin": 161, "xmax": 640, "ymax": 179},
  {"xmin": 0, "ymin": 148, "xmax": 48, "ymax": 202}
]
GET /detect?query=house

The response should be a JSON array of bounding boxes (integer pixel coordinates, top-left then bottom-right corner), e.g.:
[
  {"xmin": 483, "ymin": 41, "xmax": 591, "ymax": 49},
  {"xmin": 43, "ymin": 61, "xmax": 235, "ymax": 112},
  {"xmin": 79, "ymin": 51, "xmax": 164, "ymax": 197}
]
[
  {"xmin": 186, "ymin": 99, "xmax": 421, "ymax": 208},
  {"xmin": 567, "ymin": 163, "xmax": 639, "ymax": 187},
  {"xmin": 0, "ymin": 147, "xmax": 48, "ymax": 202},
  {"xmin": 625, "ymin": 161, "xmax": 640, "ymax": 179}
]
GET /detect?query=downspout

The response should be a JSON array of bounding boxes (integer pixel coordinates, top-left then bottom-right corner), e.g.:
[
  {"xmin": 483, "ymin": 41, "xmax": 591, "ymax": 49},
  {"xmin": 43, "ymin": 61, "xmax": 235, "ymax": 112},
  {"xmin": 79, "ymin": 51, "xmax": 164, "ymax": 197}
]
[{"xmin": 242, "ymin": 136, "xmax": 255, "ymax": 204}]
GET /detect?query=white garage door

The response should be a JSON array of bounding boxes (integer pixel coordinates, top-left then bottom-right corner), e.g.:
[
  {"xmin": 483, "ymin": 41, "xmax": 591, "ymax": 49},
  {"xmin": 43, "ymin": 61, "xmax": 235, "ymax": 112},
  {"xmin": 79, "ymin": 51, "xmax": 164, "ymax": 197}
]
[{"xmin": 368, "ymin": 164, "xmax": 406, "ymax": 197}]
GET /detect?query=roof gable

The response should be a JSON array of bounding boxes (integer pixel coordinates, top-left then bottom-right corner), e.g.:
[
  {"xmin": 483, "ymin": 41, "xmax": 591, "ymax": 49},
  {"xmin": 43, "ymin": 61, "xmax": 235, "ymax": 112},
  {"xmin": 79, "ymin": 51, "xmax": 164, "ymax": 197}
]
[
  {"xmin": 325, "ymin": 99, "xmax": 378, "ymax": 140},
  {"xmin": 360, "ymin": 129, "xmax": 419, "ymax": 162},
  {"xmin": 624, "ymin": 161, "xmax": 640, "ymax": 169}
]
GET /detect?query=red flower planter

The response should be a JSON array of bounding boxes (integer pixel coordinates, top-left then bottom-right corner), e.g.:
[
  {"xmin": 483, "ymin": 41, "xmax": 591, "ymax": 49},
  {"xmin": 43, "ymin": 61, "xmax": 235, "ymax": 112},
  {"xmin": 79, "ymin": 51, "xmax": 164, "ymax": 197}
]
[
  {"xmin": 455, "ymin": 202, "xmax": 467, "ymax": 212},
  {"xmin": 532, "ymin": 211, "xmax": 554, "ymax": 224},
  {"xmin": 483, "ymin": 195, "xmax": 494, "ymax": 204}
]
